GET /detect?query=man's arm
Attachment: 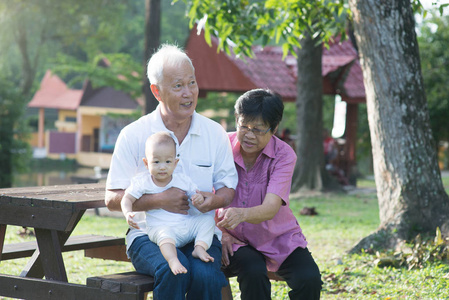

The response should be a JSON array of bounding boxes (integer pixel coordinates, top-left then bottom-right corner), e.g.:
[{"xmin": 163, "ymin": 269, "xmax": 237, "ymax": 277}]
[
  {"xmin": 196, "ymin": 187, "xmax": 235, "ymax": 213},
  {"xmin": 105, "ymin": 187, "xmax": 190, "ymax": 213}
]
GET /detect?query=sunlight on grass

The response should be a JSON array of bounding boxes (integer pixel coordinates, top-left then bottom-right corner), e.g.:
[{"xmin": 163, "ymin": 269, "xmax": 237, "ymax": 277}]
[{"xmin": 1, "ymin": 178, "xmax": 448, "ymax": 299}]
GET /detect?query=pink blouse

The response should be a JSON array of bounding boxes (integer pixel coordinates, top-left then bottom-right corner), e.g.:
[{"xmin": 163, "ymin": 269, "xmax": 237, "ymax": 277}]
[{"xmin": 222, "ymin": 132, "xmax": 308, "ymax": 272}]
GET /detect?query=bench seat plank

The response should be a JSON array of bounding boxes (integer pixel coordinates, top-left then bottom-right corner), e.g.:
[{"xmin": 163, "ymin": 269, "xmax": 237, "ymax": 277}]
[
  {"xmin": 87, "ymin": 271, "xmax": 154, "ymax": 295},
  {"xmin": 1, "ymin": 234, "xmax": 125, "ymax": 261}
]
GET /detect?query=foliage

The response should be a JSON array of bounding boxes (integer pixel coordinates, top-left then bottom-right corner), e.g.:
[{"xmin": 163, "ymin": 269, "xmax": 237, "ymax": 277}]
[
  {"xmin": 0, "ymin": 0, "xmax": 134, "ymax": 96},
  {"xmin": 0, "ymin": 77, "xmax": 31, "ymax": 188},
  {"xmin": 196, "ymin": 91, "xmax": 240, "ymax": 126},
  {"xmin": 182, "ymin": 0, "xmax": 350, "ymax": 58},
  {"xmin": 373, "ymin": 227, "xmax": 449, "ymax": 270},
  {"xmin": 51, "ymin": 53, "xmax": 143, "ymax": 99},
  {"xmin": 418, "ymin": 13, "xmax": 449, "ymax": 145}
]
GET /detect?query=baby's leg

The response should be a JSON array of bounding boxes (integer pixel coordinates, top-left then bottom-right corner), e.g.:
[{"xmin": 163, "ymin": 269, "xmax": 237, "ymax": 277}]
[
  {"xmin": 192, "ymin": 241, "xmax": 214, "ymax": 263},
  {"xmin": 159, "ymin": 239, "xmax": 187, "ymax": 275}
]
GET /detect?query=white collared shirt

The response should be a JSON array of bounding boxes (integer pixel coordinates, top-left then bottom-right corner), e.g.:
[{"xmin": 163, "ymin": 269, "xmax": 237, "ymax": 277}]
[{"xmin": 106, "ymin": 105, "xmax": 238, "ymax": 248}]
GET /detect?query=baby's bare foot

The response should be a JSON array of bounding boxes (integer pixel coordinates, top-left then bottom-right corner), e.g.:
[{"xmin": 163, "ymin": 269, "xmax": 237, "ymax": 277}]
[
  {"xmin": 192, "ymin": 245, "xmax": 214, "ymax": 262},
  {"xmin": 168, "ymin": 258, "xmax": 187, "ymax": 275}
]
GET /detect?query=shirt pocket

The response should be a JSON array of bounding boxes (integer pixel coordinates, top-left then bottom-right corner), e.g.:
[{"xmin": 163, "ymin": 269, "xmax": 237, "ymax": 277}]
[{"xmin": 190, "ymin": 161, "xmax": 213, "ymax": 192}]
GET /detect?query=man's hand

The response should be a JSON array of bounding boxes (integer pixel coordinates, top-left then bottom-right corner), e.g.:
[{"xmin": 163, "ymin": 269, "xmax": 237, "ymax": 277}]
[
  {"xmin": 221, "ymin": 232, "xmax": 245, "ymax": 266},
  {"xmin": 150, "ymin": 187, "xmax": 189, "ymax": 215},
  {"xmin": 195, "ymin": 191, "xmax": 218, "ymax": 213},
  {"xmin": 191, "ymin": 190, "xmax": 205, "ymax": 209}
]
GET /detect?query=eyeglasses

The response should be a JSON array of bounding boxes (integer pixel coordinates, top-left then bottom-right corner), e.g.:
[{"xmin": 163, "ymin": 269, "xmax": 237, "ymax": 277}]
[{"xmin": 237, "ymin": 124, "xmax": 271, "ymax": 136}]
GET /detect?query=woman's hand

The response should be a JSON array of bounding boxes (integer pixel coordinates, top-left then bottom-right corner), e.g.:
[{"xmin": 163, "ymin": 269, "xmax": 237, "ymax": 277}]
[
  {"xmin": 216, "ymin": 207, "xmax": 246, "ymax": 230},
  {"xmin": 221, "ymin": 232, "xmax": 245, "ymax": 266}
]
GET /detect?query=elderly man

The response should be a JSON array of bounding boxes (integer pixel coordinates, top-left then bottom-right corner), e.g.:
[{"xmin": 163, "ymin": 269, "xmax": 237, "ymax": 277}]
[{"xmin": 105, "ymin": 44, "xmax": 238, "ymax": 300}]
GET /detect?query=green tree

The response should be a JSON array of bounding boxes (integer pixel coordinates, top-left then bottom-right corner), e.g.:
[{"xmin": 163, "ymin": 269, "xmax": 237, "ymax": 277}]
[
  {"xmin": 0, "ymin": 0, "xmax": 132, "ymax": 96},
  {"xmin": 0, "ymin": 0, "xmax": 139, "ymax": 187},
  {"xmin": 143, "ymin": 0, "xmax": 161, "ymax": 114},
  {"xmin": 0, "ymin": 78, "xmax": 30, "ymax": 188},
  {"xmin": 418, "ymin": 13, "xmax": 449, "ymax": 150},
  {"xmin": 184, "ymin": 0, "xmax": 449, "ymax": 250}
]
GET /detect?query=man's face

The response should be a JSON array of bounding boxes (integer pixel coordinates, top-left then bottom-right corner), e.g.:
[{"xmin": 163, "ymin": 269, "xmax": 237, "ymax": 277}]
[{"xmin": 155, "ymin": 60, "xmax": 199, "ymax": 121}]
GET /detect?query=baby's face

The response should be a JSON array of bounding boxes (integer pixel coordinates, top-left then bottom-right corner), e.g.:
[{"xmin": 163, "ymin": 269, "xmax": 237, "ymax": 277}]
[{"xmin": 146, "ymin": 143, "xmax": 177, "ymax": 185}]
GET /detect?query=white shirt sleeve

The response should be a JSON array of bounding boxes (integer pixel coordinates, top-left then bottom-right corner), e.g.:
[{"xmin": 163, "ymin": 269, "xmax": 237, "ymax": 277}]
[
  {"xmin": 212, "ymin": 126, "xmax": 238, "ymax": 191},
  {"xmin": 106, "ymin": 125, "xmax": 143, "ymax": 190}
]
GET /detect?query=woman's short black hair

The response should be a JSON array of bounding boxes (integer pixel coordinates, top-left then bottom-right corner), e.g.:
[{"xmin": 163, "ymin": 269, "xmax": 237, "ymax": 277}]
[{"xmin": 234, "ymin": 89, "xmax": 284, "ymax": 133}]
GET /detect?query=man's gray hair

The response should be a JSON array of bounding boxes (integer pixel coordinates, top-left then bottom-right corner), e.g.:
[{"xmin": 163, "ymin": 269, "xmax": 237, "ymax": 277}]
[{"xmin": 146, "ymin": 44, "xmax": 195, "ymax": 85}]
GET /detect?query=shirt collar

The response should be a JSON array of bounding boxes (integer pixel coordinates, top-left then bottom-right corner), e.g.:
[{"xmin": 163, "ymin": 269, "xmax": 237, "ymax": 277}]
[
  {"xmin": 231, "ymin": 132, "xmax": 276, "ymax": 168},
  {"xmin": 262, "ymin": 136, "xmax": 277, "ymax": 159},
  {"xmin": 152, "ymin": 105, "xmax": 201, "ymax": 136}
]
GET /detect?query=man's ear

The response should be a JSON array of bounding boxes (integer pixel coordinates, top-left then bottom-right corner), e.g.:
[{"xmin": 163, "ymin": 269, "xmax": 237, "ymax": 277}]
[
  {"xmin": 143, "ymin": 157, "xmax": 149, "ymax": 168},
  {"xmin": 150, "ymin": 84, "xmax": 161, "ymax": 102}
]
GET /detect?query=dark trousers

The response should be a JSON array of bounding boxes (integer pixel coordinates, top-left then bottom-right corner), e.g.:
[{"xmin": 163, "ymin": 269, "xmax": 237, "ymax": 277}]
[{"xmin": 224, "ymin": 246, "xmax": 322, "ymax": 300}]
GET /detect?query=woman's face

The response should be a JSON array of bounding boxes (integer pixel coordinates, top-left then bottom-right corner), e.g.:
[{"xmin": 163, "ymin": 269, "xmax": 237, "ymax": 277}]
[{"xmin": 236, "ymin": 116, "xmax": 274, "ymax": 157}]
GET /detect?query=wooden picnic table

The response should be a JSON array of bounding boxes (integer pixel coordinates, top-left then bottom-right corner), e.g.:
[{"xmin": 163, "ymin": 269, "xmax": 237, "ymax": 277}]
[{"xmin": 0, "ymin": 183, "xmax": 138, "ymax": 300}]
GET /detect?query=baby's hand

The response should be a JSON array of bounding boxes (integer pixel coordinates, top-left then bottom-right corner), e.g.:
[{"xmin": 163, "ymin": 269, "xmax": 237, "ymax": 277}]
[
  {"xmin": 125, "ymin": 212, "xmax": 140, "ymax": 229},
  {"xmin": 191, "ymin": 191, "xmax": 205, "ymax": 207}
]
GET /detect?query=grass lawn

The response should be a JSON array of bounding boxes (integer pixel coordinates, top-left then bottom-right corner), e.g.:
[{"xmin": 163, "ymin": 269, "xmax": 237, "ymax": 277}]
[{"xmin": 1, "ymin": 175, "xmax": 448, "ymax": 299}]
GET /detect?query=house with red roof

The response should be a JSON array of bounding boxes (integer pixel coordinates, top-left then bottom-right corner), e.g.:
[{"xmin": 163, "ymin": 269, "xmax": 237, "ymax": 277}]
[{"xmin": 28, "ymin": 70, "xmax": 139, "ymax": 168}]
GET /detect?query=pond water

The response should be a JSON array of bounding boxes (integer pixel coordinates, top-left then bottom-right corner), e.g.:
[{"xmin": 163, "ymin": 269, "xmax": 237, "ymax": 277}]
[{"xmin": 13, "ymin": 165, "xmax": 107, "ymax": 187}]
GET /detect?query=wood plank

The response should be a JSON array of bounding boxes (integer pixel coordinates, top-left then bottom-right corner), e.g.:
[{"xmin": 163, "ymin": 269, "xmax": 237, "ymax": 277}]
[
  {"xmin": 85, "ymin": 244, "xmax": 130, "ymax": 262},
  {"xmin": 87, "ymin": 271, "xmax": 154, "ymax": 294},
  {"xmin": 35, "ymin": 228, "xmax": 68, "ymax": 281},
  {"xmin": 0, "ymin": 203, "xmax": 78, "ymax": 230},
  {"xmin": 2, "ymin": 235, "xmax": 125, "ymax": 261},
  {"xmin": 0, "ymin": 274, "xmax": 143, "ymax": 300},
  {"xmin": 0, "ymin": 183, "xmax": 106, "ymax": 209},
  {"xmin": 0, "ymin": 224, "xmax": 6, "ymax": 261}
]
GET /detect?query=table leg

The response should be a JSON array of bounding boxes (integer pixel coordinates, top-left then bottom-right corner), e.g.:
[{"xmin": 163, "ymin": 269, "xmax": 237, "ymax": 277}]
[
  {"xmin": 20, "ymin": 210, "xmax": 85, "ymax": 281},
  {"xmin": 0, "ymin": 224, "xmax": 6, "ymax": 261},
  {"xmin": 34, "ymin": 228, "xmax": 68, "ymax": 281}
]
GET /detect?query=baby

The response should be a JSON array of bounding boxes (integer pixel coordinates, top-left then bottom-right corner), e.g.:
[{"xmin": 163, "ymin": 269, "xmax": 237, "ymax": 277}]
[{"xmin": 121, "ymin": 131, "xmax": 215, "ymax": 274}]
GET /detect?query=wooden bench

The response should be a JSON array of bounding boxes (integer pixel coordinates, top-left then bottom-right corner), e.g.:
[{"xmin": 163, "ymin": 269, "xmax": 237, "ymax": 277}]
[
  {"xmin": 86, "ymin": 270, "xmax": 282, "ymax": 300},
  {"xmin": 85, "ymin": 245, "xmax": 284, "ymax": 300},
  {"xmin": 1, "ymin": 234, "xmax": 125, "ymax": 261}
]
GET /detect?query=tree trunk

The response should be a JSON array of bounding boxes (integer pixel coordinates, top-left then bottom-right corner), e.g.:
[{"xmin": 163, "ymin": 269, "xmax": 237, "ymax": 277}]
[
  {"xmin": 291, "ymin": 33, "xmax": 339, "ymax": 191},
  {"xmin": 15, "ymin": 18, "xmax": 37, "ymax": 96},
  {"xmin": 348, "ymin": 0, "xmax": 449, "ymax": 252},
  {"xmin": 143, "ymin": 0, "xmax": 161, "ymax": 114}
]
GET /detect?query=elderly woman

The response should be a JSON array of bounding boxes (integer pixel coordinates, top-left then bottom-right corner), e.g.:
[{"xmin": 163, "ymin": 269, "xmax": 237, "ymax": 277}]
[{"xmin": 218, "ymin": 89, "xmax": 322, "ymax": 299}]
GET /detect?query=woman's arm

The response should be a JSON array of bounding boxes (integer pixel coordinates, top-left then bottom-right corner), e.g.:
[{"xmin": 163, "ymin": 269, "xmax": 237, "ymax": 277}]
[{"xmin": 216, "ymin": 193, "xmax": 282, "ymax": 230}]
